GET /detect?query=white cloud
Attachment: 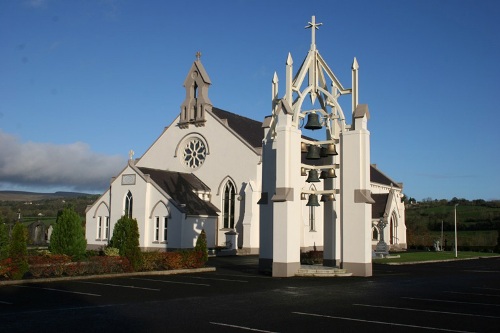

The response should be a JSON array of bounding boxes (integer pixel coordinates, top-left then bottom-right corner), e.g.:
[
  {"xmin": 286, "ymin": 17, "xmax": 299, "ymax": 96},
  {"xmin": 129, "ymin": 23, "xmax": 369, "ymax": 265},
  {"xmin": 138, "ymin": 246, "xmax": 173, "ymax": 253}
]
[
  {"xmin": 0, "ymin": 130, "xmax": 126, "ymax": 192},
  {"xmin": 25, "ymin": 0, "xmax": 48, "ymax": 8}
]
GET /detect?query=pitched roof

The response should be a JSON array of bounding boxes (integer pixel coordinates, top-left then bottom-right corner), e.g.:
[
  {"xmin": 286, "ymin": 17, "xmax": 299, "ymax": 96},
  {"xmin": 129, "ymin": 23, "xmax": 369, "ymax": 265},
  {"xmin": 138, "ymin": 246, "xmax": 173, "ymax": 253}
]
[
  {"xmin": 370, "ymin": 165, "xmax": 402, "ymax": 189},
  {"xmin": 371, "ymin": 193, "xmax": 389, "ymax": 219},
  {"xmin": 211, "ymin": 107, "xmax": 264, "ymax": 148},
  {"xmin": 138, "ymin": 167, "xmax": 219, "ymax": 216}
]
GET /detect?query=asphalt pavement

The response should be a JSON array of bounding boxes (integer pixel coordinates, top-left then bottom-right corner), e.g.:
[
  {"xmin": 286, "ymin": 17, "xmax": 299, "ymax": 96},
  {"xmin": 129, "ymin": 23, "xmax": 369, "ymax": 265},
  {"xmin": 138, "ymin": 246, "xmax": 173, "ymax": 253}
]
[{"xmin": 0, "ymin": 255, "xmax": 499, "ymax": 332}]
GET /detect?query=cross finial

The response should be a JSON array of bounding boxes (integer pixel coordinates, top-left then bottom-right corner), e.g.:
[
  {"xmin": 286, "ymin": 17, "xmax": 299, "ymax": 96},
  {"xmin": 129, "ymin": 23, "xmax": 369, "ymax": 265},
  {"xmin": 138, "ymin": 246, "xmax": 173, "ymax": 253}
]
[
  {"xmin": 195, "ymin": 51, "xmax": 201, "ymax": 61},
  {"xmin": 129, "ymin": 149, "xmax": 134, "ymax": 160},
  {"xmin": 305, "ymin": 15, "xmax": 322, "ymax": 49}
]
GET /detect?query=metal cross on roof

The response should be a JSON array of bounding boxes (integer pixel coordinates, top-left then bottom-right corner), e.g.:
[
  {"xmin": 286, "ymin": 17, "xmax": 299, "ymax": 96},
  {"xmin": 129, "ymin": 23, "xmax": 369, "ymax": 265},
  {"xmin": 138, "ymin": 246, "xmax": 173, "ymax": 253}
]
[
  {"xmin": 305, "ymin": 15, "xmax": 322, "ymax": 49},
  {"xmin": 195, "ymin": 51, "xmax": 202, "ymax": 60}
]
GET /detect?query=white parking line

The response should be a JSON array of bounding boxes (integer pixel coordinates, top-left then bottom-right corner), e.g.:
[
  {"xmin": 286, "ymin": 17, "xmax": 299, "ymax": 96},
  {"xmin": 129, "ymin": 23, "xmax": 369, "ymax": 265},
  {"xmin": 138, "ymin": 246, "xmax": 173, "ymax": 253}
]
[
  {"xmin": 444, "ymin": 291, "xmax": 500, "ymax": 297},
  {"xmin": 189, "ymin": 276, "xmax": 248, "ymax": 283},
  {"xmin": 292, "ymin": 312, "xmax": 475, "ymax": 332},
  {"xmin": 76, "ymin": 281, "xmax": 160, "ymax": 291},
  {"xmin": 128, "ymin": 277, "xmax": 210, "ymax": 286},
  {"xmin": 474, "ymin": 287, "xmax": 500, "ymax": 292},
  {"xmin": 402, "ymin": 296, "xmax": 500, "ymax": 307},
  {"xmin": 354, "ymin": 303, "xmax": 500, "ymax": 319},
  {"xmin": 13, "ymin": 285, "xmax": 101, "ymax": 297},
  {"xmin": 210, "ymin": 322, "xmax": 278, "ymax": 332}
]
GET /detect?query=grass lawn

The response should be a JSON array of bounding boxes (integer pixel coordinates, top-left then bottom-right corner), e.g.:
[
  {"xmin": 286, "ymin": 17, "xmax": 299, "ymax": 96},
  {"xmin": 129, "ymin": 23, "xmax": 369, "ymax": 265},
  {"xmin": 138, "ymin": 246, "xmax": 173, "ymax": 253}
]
[{"xmin": 373, "ymin": 251, "xmax": 499, "ymax": 264}]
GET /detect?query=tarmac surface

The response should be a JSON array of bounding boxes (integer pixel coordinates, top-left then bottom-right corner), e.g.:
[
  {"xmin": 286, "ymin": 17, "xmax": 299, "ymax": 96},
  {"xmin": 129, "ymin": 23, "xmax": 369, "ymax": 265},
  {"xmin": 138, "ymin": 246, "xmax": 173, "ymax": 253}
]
[{"xmin": 0, "ymin": 255, "xmax": 499, "ymax": 332}]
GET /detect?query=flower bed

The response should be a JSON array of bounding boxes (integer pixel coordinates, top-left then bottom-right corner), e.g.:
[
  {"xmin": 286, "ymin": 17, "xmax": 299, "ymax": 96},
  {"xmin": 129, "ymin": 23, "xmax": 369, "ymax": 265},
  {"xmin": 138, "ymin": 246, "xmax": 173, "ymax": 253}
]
[{"xmin": 0, "ymin": 250, "xmax": 206, "ymax": 281}]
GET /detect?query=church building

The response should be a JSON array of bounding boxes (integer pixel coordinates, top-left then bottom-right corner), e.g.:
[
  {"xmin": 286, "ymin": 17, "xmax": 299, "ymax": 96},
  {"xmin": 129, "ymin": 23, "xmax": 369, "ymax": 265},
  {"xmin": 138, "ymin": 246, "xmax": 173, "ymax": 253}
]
[{"xmin": 85, "ymin": 17, "xmax": 406, "ymax": 275}]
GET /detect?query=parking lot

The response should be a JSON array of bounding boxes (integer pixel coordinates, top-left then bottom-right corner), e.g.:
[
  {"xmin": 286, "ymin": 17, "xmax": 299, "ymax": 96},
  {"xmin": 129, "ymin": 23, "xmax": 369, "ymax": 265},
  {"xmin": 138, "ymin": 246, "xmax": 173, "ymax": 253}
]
[{"xmin": 1, "ymin": 255, "xmax": 499, "ymax": 332}]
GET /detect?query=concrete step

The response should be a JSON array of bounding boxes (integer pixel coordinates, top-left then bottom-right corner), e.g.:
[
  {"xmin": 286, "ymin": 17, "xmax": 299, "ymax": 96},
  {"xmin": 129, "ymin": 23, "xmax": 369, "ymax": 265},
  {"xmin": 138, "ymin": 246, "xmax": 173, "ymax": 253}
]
[{"xmin": 296, "ymin": 265, "xmax": 352, "ymax": 277}]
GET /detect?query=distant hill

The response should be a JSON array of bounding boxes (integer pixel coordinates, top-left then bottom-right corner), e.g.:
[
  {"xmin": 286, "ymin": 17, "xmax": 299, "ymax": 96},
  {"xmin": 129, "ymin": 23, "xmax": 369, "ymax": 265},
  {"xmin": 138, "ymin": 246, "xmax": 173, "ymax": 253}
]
[{"xmin": 0, "ymin": 191, "xmax": 94, "ymax": 202}]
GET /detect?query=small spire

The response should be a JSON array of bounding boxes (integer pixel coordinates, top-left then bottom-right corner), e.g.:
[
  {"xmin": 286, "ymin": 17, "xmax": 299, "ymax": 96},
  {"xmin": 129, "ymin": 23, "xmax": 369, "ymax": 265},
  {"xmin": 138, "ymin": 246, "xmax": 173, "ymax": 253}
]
[
  {"xmin": 352, "ymin": 57, "xmax": 359, "ymax": 70},
  {"xmin": 195, "ymin": 51, "xmax": 202, "ymax": 61},
  {"xmin": 286, "ymin": 52, "xmax": 293, "ymax": 66},
  {"xmin": 272, "ymin": 71, "xmax": 278, "ymax": 83}
]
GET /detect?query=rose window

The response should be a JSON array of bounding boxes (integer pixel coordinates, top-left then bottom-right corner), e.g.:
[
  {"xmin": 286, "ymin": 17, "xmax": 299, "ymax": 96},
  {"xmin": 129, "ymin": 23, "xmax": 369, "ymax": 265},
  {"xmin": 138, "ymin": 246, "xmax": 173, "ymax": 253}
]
[{"xmin": 183, "ymin": 138, "xmax": 206, "ymax": 169}]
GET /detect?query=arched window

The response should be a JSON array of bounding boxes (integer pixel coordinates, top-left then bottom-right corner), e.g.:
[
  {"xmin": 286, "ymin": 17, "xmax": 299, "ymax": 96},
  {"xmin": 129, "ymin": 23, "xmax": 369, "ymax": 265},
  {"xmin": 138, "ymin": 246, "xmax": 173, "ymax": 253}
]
[
  {"xmin": 390, "ymin": 211, "xmax": 398, "ymax": 244},
  {"xmin": 372, "ymin": 227, "xmax": 379, "ymax": 241},
  {"xmin": 222, "ymin": 181, "xmax": 235, "ymax": 229},
  {"xmin": 125, "ymin": 191, "xmax": 133, "ymax": 218}
]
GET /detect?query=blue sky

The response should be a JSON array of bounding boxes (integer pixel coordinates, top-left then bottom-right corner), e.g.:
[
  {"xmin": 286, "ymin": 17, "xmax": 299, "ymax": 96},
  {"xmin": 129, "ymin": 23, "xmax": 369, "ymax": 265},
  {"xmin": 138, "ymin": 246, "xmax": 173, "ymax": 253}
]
[{"xmin": 1, "ymin": 0, "xmax": 499, "ymax": 201}]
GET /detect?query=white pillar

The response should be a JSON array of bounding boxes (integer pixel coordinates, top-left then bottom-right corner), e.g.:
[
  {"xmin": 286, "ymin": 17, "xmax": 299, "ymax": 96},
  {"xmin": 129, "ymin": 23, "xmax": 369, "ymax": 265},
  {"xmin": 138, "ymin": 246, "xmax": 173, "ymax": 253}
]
[
  {"xmin": 340, "ymin": 104, "xmax": 373, "ymax": 277},
  {"xmin": 271, "ymin": 111, "xmax": 302, "ymax": 277}
]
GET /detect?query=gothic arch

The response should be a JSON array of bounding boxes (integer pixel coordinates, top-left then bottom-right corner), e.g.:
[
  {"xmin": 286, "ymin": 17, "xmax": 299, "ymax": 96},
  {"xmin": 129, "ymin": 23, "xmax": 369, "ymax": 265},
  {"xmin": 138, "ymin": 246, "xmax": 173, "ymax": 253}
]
[
  {"xmin": 92, "ymin": 201, "xmax": 109, "ymax": 218},
  {"xmin": 217, "ymin": 176, "xmax": 238, "ymax": 196},
  {"xmin": 389, "ymin": 210, "xmax": 399, "ymax": 245},
  {"xmin": 124, "ymin": 191, "xmax": 133, "ymax": 218},
  {"xmin": 149, "ymin": 200, "xmax": 170, "ymax": 219}
]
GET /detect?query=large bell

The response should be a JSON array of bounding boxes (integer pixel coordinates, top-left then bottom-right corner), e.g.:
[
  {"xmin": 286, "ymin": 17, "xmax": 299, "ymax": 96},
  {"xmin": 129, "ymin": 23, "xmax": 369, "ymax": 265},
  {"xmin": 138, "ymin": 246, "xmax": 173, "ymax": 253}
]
[
  {"xmin": 306, "ymin": 145, "xmax": 321, "ymax": 159},
  {"xmin": 325, "ymin": 168, "xmax": 337, "ymax": 178},
  {"xmin": 320, "ymin": 193, "xmax": 336, "ymax": 202},
  {"xmin": 305, "ymin": 169, "xmax": 320, "ymax": 183},
  {"xmin": 324, "ymin": 143, "xmax": 338, "ymax": 156},
  {"xmin": 301, "ymin": 142, "xmax": 308, "ymax": 153},
  {"xmin": 304, "ymin": 113, "xmax": 322, "ymax": 130},
  {"xmin": 306, "ymin": 194, "xmax": 320, "ymax": 206}
]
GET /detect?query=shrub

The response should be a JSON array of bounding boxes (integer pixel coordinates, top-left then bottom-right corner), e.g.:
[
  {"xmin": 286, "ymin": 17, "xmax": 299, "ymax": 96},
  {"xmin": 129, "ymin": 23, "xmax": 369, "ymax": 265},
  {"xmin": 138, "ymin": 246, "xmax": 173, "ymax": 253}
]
[
  {"xmin": 103, "ymin": 246, "xmax": 120, "ymax": 257},
  {"xmin": 195, "ymin": 229, "xmax": 208, "ymax": 264},
  {"xmin": 110, "ymin": 216, "xmax": 142, "ymax": 271},
  {"xmin": 49, "ymin": 207, "xmax": 87, "ymax": 260},
  {"xmin": 9, "ymin": 222, "xmax": 29, "ymax": 280}
]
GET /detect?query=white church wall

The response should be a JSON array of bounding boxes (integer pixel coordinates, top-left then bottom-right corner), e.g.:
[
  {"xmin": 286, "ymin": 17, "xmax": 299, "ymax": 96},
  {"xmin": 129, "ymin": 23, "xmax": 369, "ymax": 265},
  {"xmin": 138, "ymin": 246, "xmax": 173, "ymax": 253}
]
[{"xmin": 136, "ymin": 111, "xmax": 261, "ymax": 248}]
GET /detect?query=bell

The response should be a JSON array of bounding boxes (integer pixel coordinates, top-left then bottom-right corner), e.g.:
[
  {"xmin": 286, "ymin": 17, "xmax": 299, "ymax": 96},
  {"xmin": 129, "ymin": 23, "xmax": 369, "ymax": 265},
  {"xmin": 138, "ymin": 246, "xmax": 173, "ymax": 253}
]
[
  {"xmin": 321, "ymin": 193, "xmax": 336, "ymax": 202},
  {"xmin": 320, "ymin": 170, "xmax": 328, "ymax": 179},
  {"xmin": 306, "ymin": 194, "xmax": 320, "ymax": 206},
  {"xmin": 301, "ymin": 142, "xmax": 308, "ymax": 153},
  {"xmin": 301, "ymin": 193, "xmax": 307, "ymax": 200},
  {"xmin": 324, "ymin": 143, "xmax": 338, "ymax": 156},
  {"xmin": 306, "ymin": 145, "xmax": 321, "ymax": 159},
  {"xmin": 301, "ymin": 167, "xmax": 307, "ymax": 176},
  {"xmin": 306, "ymin": 169, "xmax": 320, "ymax": 183},
  {"xmin": 320, "ymin": 146, "xmax": 328, "ymax": 157},
  {"xmin": 304, "ymin": 113, "xmax": 322, "ymax": 130},
  {"xmin": 325, "ymin": 168, "xmax": 337, "ymax": 178}
]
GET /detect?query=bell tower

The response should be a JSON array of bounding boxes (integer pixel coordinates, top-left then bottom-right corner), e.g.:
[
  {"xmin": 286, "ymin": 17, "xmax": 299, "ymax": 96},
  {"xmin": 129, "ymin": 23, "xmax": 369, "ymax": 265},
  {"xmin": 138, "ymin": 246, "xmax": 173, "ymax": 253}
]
[
  {"xmin": 260, "ymin": 16, "xmax": 373, "ymax": 277},
  {"xmin": 179, "ymin": 52, "xmax": 213, "ymax": 128}
]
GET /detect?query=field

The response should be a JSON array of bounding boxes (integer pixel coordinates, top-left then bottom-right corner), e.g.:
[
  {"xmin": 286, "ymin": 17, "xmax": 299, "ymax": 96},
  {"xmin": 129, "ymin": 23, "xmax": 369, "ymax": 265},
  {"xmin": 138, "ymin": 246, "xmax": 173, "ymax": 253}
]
[{"xmin": 373, "ymin": 250, "xmax": 499, "ymax": 264}]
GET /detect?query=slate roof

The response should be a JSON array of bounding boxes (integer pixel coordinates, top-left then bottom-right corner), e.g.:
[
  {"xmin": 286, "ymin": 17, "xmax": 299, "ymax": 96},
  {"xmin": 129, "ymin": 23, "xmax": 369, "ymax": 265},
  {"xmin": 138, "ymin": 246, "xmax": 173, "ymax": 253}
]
[
  {"xmin": 371, "ymin": 193, "xmax": 389, "ymax": 219},
  {"xmin": 138, "ymin": 167, "xmax": 219, "ymax": 216},
  {"xmin": 370, "ymin": 165, "xmax": 401, "ymax": 189},
  {"xmin": 211, "ymin": 107, "xmax": 264, "ymax": 148}
]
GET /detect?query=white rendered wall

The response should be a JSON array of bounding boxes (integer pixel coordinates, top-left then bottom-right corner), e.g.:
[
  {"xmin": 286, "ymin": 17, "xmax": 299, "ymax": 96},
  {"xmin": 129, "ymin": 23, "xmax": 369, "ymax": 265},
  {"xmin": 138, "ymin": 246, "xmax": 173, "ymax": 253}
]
[{"xmin": 340, "ymin": 123, "xmax": 373, "ymax": 277}]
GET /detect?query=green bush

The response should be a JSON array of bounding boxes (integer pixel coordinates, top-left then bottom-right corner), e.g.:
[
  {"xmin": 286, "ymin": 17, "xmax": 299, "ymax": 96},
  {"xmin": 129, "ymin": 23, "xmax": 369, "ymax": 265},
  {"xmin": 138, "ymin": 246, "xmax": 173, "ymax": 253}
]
[
  {"xmin": 195, "ymin": 229, "xmax": 208, "ymax": 264},
  {"xmin": 9, "ymin": 222, "xmax": 29, "ymax": 280},
  {"xmin": 110, "ymin": 216, "xmax": 142, "ymax": 271},
  {"xmin": 49, "ymin": 207, "xmax": 87, "ymax": 260}
]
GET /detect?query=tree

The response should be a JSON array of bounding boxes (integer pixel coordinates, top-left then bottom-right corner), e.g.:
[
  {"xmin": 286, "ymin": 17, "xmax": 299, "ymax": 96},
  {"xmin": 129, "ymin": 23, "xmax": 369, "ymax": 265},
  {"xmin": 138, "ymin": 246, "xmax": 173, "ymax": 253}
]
[
  {"xmin": 195, "ymin": 229, "xmax": 208, "ymax": 263},
  {"xmin": 9, "ymin": 222, "xmax": 29, "ymax": 279},
  {"xmin": 110, "ymin": 216, "xmax": 142, "ymax": 271},
  {"xmin": 49, "ymin": 207, "xmax": 87, "ymax": 260}
]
